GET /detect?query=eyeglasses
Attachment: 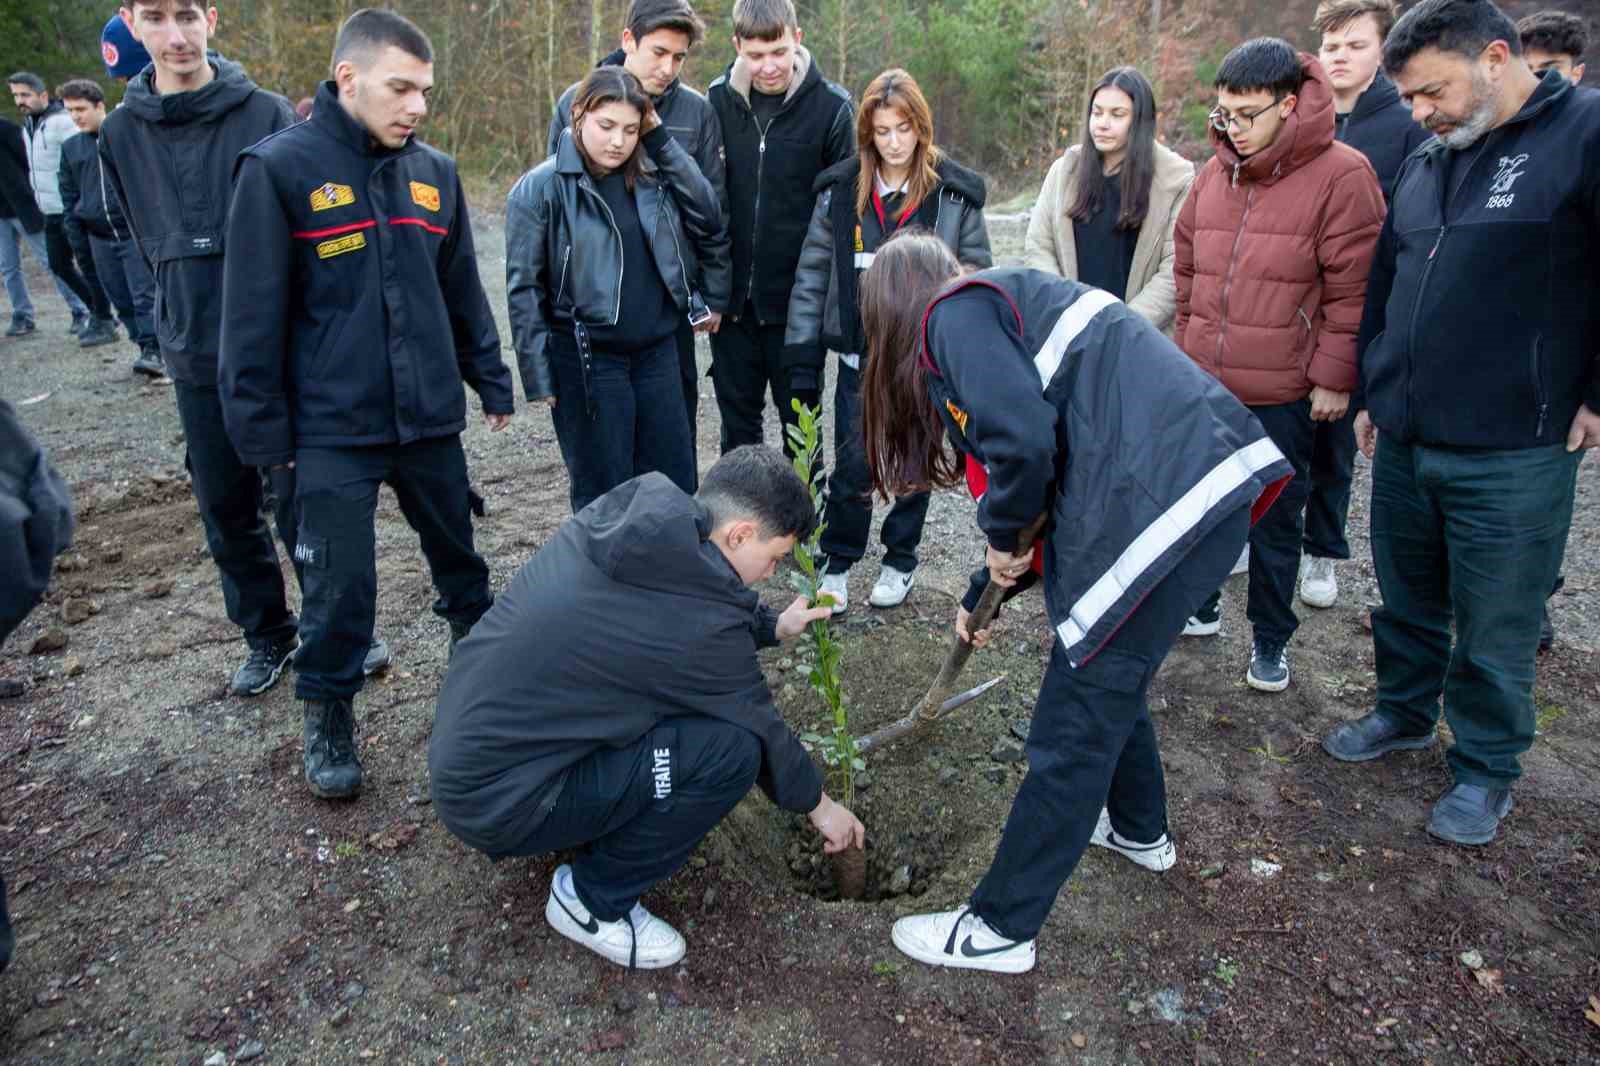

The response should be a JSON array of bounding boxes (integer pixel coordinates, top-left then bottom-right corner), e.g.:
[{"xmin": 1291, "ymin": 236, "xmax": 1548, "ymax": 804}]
[{"xmin": 1208, "ymin": 95, "xmax": 1286, "ymax": 134}]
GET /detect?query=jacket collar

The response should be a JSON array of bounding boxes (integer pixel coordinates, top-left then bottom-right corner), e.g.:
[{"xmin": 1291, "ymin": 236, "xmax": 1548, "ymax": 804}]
[
  {"xmin": 724, "ymin": 44, "xmax": 816, "ymax": 109},
  {"xmin": 1347, "ymin": 71, "xmax": 1401, "ymax": 121},
  {"xmin": 310, "ymin": 80, "xmax": 415, "ymax": 157},
  {"xmin": 813, "ymin": 152, "xmax": 988, "ymax": 207},
  {"xmin": 1211, "ymin": 51, "xmax": 1337, "ymax": 185}
]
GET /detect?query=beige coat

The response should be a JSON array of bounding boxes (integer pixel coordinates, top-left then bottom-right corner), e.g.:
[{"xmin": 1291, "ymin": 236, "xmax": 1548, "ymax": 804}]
[{"xmin": 1023, "ymin": 141, "xmax": 1195, "ymax": 330}]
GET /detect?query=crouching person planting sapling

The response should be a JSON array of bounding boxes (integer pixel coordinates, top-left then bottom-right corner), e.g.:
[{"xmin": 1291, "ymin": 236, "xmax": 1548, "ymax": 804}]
[{"xmin": 428, "ymin": 446, "xmax": 864, "ymax": 969}]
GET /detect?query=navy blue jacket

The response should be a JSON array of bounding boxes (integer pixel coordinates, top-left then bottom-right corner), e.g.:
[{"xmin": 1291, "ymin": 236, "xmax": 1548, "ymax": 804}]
[
  {"xmin": 1358, "ymin": 72, "xmax": 1600, "ymax": 449},
  {"xmin": 59, "ymin": 130, "xmax": 130, "ymax": 241},
  {"xmin": 219, "ymin": 82, "xmax": 512, "ymax": 467},
  {"xmin": 98, "ymin": 54, "xmax": 296, "ymax": 384},
  {"xmin": 1335, "ymin": 72, "xmax": 1432, "ymax": 203},
  {"xmin": 923, "ymin": 270, "xmax": 1291, "ymax": 666}
]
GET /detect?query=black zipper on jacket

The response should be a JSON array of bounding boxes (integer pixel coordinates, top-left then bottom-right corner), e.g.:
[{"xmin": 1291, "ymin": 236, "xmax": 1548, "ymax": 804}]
[
  {"xmin": 746, "ymin": 111, "xmax": 771, "ymax": 324},
  {"xmin": 1531, "ymin": 334, "xmax": 1548, "ymax": 437},
  {"xmin": 1403, "ymin": 138, "xmax": 1490, "ymax": 438},
  {"xmin": 576, "ymin": 175, "xmax": 625, "ymax": 324},
  {"xmin": 95, "ymin": 149, "xmax": 123, "ymax": 243}
]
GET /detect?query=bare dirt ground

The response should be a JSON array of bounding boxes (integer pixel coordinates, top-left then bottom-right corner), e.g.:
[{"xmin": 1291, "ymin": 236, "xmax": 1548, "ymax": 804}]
[{"xmin": 1, "ymin": 215, "xmax": 1597, "ymax": 1066}]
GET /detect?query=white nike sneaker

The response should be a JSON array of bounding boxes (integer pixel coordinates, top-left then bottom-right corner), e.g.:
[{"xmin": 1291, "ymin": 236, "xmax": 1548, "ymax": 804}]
[
  {"xmin": 869, "ymin": 564, "xmax": 916, "ymax": 608},
  {"xmin": 544, "ymin": 864, "xmax": 686, "ymax": 969},
  {"xmin": 891, "ymin": 904, "xmax": 1036, "ymax": 974},
  {"xmin": 1299, "ymin": 556, "xmax": 1338, "ymax": 609},
  {"xmin": 1089, "ymin": 808, "xmax": 1177, "ymax": 871},
  {"xmin": 818, "ymin": 570, "xmax": 849, "ymax": 615}
]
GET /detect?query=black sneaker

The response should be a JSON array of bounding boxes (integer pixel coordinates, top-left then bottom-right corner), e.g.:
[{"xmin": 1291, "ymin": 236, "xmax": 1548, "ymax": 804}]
[
  {"xmin": 5, "ymin": 315, "xmax": 34, "ymax": 338},
  {"xmin": 68, "ymin": 311, "xmax": 89, "ymax": 336},
  {"xmin": 77, "ymin": 316, "xmax": 118, "ymax": 348},
  {"xmin": 1321, "ymin": 711, "xmax": 1436, "ymax": 763},
  {"xmin": 1427, "ymin": 783, "xmax": 1513, "ymax": 846},
  {"xmin": 303, "ymin": 698, "xmax": 363, "ymax": 798},
  {"xmin": 132, "ymin": 343, "xmax": 166, "ymax": 378},
  {"xmin": 230, "ymin": 634, "xmax": 299, "ymax": 696},
  {"xmin": 1246, "ymin": 640, "xmax": 1289, "ymax": 692},
  {"xmin": 1538, "ymin": 605, "xmax": 1555, "ymax": 653},
  {"xmin": 363, "ymin": 636, "xmax": 392, "ymax": 676}
]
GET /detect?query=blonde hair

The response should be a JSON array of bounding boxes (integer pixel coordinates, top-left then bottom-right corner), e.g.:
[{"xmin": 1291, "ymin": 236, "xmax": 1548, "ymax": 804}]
[{"xmin": 854, "ymin": 69, "xmax": 942, "ymax": 222}]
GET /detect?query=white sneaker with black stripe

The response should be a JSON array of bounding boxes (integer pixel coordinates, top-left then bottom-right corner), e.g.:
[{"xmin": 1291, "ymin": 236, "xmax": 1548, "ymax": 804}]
[
  {"xmin": 544, "ymin": 864, "xmax": 685, "ymax": 969},
  {"xmin": 1089, "ymin": 808, "xmax": 1176, "ymax": 871},
  {"xmin": 891, "ymin": 904, "xmax": 1036, "ymax": 974}
]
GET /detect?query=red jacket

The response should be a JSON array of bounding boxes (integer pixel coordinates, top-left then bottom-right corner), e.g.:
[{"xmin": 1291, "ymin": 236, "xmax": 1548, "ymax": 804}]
[{"xmin": 1174, "ymin": 54, "xmax": 1386, "ymax": 405}]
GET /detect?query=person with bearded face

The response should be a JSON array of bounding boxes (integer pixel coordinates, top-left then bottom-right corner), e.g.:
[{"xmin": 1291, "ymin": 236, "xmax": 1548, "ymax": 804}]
[{"xmin": 1323, "ymin": 0, "xmax": 1600, "ymax": 846}]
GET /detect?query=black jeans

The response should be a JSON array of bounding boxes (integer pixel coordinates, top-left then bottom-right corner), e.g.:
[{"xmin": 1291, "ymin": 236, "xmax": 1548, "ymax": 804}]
[
  {"xmin": 1197, "ymin": 399, "xmax": 1315, "ymax": 647},
  {"xmin": 1370, "ymin": 437, "xmax": 1577, "ymax": 786},
  {"xmin": 821, "ymin": 362, "xmax": 930, "ymax": 574},
  {"xmin": 172, "ymin": 381, "xmax": 297, "ymax": 646},
  {"xmin": 292, "ymin": 436, "xmax": 492, "ymax": 701},
  {"xmin": 969, "ymin": 505, "xmax": 1247, "ymax": 942},
  {"xmin": 88, "ymin": 234, "xmax": 156, "ymax": 347},
  {"xmin": 1304, "ymin": 406, "xmax": 1356, "ymax": 560},
  {"xmin": 44, "ymin": 215, "xmax": 106, "ymax": 319},
  {"xmin": 709, "ymin": 303, "xmax": 807, "ymax": 453},
  {"xmin": 549, "ymin": 333, "xmax": 696, "ymax": 514},
  {"xmin": 507, "ymin": 715, "xmax": 761, "ymax": 922},
  {"xmin": 674, "ymin": 319, "xmax": 700, "ymax": 490}
]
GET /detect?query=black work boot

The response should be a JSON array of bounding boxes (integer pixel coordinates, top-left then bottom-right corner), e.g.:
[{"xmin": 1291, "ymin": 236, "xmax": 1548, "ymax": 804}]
[
  {"xmin": 303, "ymin": 698, "xmax": 363, "ymax": 799},
  {"xmin": 132, "ymin": 341, "xmax": 166, "ymax": 378},
  {"xmin": 77, "ymin": 316, "xmax": 118, "ymax": 348}
]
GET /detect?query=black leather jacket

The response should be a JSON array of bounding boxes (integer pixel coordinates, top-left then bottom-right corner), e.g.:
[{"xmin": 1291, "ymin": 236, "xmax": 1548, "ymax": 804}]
[{"xmin": 505, "ymin": 126, "xmax": 726, "ymax": 402}]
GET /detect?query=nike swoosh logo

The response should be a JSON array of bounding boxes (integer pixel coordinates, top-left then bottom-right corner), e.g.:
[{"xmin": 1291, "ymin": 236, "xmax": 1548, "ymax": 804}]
[
  {"xmin": 555, "ymin": 892, "xmax": 599, "ymax": 935},
  {"xmin": 960, "ymin": 935, "xmax": 1019, "ymax": 958}
]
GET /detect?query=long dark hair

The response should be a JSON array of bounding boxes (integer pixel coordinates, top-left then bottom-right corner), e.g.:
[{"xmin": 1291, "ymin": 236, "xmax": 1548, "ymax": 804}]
[
  {"xmin": 569, "ymin": 67, "xmax": 654, "ymax": 190},
  {"xmin": 1066, "ymin": 66, "xmax": 1158, "ymax": 232},
  {"xmin": 859, "ymin": 230, "xmax": 964, "ymax": 500}
]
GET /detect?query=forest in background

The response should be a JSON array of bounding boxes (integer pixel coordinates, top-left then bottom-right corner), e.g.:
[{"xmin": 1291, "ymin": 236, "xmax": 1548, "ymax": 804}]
[{"xmin": 5, "ymin": 0, "xmax": 1597, "ymax": 194}]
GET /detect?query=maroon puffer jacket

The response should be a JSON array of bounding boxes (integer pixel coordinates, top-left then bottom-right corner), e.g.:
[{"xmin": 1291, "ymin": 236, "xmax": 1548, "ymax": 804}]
[{"xmin": 1174, "ymin": 54, "xmax": 1386, "ymax": 405}]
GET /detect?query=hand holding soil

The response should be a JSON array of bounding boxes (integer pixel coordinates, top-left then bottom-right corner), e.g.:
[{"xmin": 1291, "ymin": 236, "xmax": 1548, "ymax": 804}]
[{"xmin": 807, "ymin": 793, "xmax": 865, "ymax": 854}]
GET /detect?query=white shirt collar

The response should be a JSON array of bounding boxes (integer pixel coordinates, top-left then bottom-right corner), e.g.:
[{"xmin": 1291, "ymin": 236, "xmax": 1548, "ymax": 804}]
[{"xmin": 874, "ymin": 169, "xmax": 909, "ymax": 197}]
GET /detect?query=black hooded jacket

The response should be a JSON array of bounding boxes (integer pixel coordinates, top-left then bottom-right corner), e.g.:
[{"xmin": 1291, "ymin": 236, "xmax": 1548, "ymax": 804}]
[
  {"xmin": 1358, "ymin": 71, "xmax": 1600, "ymax": 449},
  {"xmin": 1334, "ymin": 72, "xmax": 1432, "ymax": 203},
  {"xmin": 708, "ymin": 46, "xmax": 854, "ymax": 323},
  {"xmin": 97, "ymin": 54, "xmax": 296, "ymax": 384},
  {"xmin": 428, "ymin": 472, "xmax": 823, "ymax": 858}
]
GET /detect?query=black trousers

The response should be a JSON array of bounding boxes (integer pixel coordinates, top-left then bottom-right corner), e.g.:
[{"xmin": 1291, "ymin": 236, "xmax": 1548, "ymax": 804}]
[
  {"xmin": 1198, "ymin": 399, "xmax": 1315, "ymax": 647},
  {"xmin": 969, "ymin": 505, "xmax": 1247, "ymax": 942},
  {"xmin": 172, "ymin": 381, "xmax": 297, "ymax": 646},
  {"xmin": 709, "ymin": 303, "xmax": 806, "ymax": 453},
  {"xmin": 1304, "ymin": 406, "xmax": 1356, "ymax": 560},
  {"xmin": 502, "ymin": 715, "xmax": 761, "ymax": 922},
  {"xmin": 292, "ymin": 436, "xmax": 491, "ymax": 701},
  {"xmin": 44, "ymin": 215, "xmax": 107, "ymax": 319},
  {"xmin": 674, "ymin": 319, "xmax": 700, "ymax": 489},
  {"xmin": 821, "ymin": 362, "xmax": 930, "ymax": 574}
]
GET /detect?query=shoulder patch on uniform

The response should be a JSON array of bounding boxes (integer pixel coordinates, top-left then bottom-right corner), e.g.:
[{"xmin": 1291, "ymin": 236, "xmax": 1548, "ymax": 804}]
[
  {"xmin": 310, "ymin": 182, "xmax": 356, "ymax": 211},
  {"xmin": 945, "ymin": 400, "xmax": 969, "ymax": 435},
  {"xmin": 316, "ymin": 231, "xmax": 366, "ymax": 259},
  {"xmin": 410, "ymin": 181, "xmax": 441, "ymax": 212}
]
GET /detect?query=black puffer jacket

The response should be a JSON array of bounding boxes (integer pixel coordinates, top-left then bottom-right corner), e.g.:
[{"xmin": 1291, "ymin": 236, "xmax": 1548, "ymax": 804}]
[
  {"xmin": 505, "ymin": 126, "xmax": 725, "ymax": 401},
  {"xmin": 98, "ymin": 54, "xmax": 296, "ymax": 383},
  {"xmin": 58, "ymin": 130, "xmax": 130, "ymax": 241},
  {"xmin": 429, "ymin": 472, "xmax": 823, "ymax": 858},
  {"xmin": 708, "ymin": 46, "xmax": 854, "ymax": 323},
  {"xmin": 784, "ymin": 155, "xmax": 991, "ymax": 376}
]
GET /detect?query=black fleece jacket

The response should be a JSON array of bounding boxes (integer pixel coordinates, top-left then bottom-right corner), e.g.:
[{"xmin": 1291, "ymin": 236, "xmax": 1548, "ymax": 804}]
[{"xmin": 429, "ymin": 473, "xmax": 822, "ymax": 858}]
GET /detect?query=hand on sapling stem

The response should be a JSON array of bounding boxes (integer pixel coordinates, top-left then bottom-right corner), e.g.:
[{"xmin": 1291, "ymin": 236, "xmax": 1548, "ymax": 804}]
[
  {"xmin": 955, "ymin": 606, "xmax": 993, "ymax": 649},
  {"xmin": 776, "ymin": 595, "xmax": 833, "ymax": 640},
  {"xmin": 808, "ymin": 793, "xmax": 865, "ymax": 853},
  {"xmin": 986, "ymin": 544, "xmax": 1033, "ymax": 588}
]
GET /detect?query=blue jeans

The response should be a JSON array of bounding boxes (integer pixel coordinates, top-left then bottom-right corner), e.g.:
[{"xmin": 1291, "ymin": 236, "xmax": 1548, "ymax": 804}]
[
  {"xmin": 1370, "ymin": 437, "xmax": 1578, "ymax": 786},
  {"xmin": 550, "ymin": 333, "xmax": 696, "ymax": 513},
  {"xmin": 1, "ymin": 217, "xmax": 87, "ymax": 321},
  {"xmin": 89, "ymin": 233, "xmax": 155, "ymax": 346}
]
